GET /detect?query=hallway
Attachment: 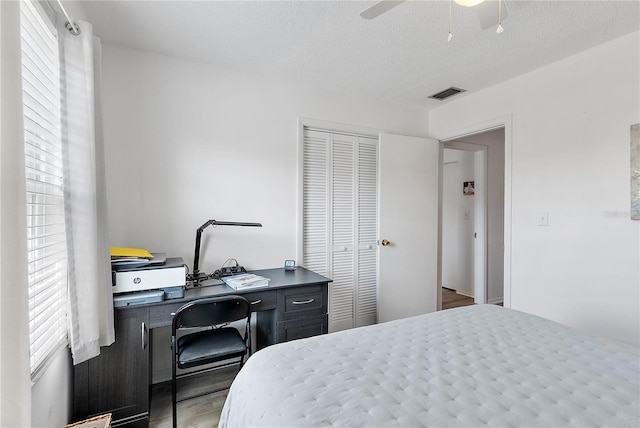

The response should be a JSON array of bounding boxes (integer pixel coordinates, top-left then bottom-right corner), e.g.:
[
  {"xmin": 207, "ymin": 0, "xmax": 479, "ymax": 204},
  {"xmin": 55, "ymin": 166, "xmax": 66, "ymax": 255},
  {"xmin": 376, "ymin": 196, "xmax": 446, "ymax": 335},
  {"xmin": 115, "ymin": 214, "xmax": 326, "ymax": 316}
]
[{"xmin": 442, "ymin": 287, "xmax": 474, "ymax": 310}]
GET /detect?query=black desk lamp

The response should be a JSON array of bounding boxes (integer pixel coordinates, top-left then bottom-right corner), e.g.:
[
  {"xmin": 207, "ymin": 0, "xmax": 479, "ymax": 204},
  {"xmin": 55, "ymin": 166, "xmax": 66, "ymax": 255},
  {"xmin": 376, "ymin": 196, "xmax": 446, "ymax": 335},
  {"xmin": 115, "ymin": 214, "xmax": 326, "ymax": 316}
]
[{"xmin": 191, "ymin": 219, "xmax": 262, "ymax": 281}]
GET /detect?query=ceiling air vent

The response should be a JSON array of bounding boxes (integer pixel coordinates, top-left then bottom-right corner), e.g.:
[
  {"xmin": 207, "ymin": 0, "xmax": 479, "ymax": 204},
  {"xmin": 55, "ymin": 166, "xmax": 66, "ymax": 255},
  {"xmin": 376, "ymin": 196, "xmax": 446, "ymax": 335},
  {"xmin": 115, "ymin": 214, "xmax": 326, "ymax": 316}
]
[{"xmin": 428, "ymin": 87, "xmax": 466, "ymax": 101}]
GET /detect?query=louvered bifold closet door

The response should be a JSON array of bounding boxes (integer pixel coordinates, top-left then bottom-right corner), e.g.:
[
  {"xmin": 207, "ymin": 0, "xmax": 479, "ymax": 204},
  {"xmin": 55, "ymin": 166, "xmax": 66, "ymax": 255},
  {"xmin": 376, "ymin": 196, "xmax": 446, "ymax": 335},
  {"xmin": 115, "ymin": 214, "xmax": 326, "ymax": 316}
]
[
  {"xmin": 330, "ymin": 134, "xmax": 356, "ymax": 332},
  {"xmin": 302, "ymin": 130, "xmax": 329, "ymax": 277},
  {"xmin": 356, "ymin": 138, "xmax": 378, "ymax": 327},
  {"xmin": 302, "ymin": 128, "xmax": 379, "ymax": 333}
]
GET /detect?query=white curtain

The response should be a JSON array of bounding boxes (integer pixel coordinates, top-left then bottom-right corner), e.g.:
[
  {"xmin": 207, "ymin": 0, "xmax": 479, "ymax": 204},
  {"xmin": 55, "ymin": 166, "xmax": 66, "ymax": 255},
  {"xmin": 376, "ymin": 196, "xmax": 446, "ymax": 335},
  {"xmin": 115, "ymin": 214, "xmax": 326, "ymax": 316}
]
[{"xmin": 57, "ymin": 16, "xmax": 115, "ymax": 365}]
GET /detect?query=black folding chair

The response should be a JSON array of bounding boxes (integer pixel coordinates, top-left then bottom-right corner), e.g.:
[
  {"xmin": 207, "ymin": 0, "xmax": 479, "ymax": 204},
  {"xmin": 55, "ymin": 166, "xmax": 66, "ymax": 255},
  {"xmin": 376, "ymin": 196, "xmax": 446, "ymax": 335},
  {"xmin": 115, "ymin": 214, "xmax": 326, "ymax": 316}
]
[{"xmin": 171, "ymin": 295, "xmax": 251, "ymax": 428}]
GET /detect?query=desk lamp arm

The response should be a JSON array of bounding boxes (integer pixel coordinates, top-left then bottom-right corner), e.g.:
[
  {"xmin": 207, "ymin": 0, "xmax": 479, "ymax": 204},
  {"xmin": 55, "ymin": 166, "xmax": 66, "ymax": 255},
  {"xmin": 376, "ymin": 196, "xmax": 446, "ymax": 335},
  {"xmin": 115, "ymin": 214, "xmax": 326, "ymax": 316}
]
[{"xmin": 192, "ymin": 220, "xmax": 262, "ymax": 278}]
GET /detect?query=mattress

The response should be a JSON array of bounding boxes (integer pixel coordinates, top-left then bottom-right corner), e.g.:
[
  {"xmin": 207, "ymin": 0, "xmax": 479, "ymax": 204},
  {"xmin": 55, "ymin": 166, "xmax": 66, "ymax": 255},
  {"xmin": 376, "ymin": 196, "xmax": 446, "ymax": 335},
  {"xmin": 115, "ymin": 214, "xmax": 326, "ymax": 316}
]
[{"xmin": 219, "ymin": 305, "xmax": 640, "ymax": 427}]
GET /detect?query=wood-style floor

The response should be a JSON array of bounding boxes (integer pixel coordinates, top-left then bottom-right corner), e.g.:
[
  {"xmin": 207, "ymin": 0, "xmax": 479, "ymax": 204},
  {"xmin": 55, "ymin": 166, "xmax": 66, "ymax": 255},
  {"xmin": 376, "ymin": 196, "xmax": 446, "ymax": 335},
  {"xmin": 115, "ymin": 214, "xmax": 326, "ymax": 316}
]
[
  {"xmin": 150, "ymin": 366, "xmax": 236, "ymax": 428},
  {"xmin": 150, "ymin": 288, "xmax": 477, "ymax": 427},
  {"xmin": 441, "ymin": 287, "xmax": 475, "ymax": 310}
]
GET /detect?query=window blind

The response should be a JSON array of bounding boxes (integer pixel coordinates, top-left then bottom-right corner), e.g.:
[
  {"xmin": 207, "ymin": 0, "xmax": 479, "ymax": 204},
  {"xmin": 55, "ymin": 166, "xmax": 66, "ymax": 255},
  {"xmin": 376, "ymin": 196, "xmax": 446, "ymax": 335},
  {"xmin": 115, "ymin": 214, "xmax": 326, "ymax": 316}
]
[{"xmin": 20, "ymin": 0, "xmax": 68, "ymax": 377}]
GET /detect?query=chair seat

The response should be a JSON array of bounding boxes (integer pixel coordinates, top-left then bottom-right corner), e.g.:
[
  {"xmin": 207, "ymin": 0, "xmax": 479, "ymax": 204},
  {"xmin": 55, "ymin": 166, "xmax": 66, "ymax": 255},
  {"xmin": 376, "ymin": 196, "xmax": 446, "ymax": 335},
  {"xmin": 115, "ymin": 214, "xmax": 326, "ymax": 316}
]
[{"xmin": 177, "ymin": 327, "xmax": 247, "ymax": 369}]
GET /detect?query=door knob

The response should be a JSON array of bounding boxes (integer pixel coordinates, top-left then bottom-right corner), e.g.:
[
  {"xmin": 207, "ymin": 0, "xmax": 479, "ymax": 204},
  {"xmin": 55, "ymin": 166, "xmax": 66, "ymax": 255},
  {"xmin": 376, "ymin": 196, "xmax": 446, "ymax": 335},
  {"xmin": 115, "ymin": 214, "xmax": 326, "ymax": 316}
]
[{"xmin": 381, "ymin": 239, "xmax": 390, "ymax": 246}]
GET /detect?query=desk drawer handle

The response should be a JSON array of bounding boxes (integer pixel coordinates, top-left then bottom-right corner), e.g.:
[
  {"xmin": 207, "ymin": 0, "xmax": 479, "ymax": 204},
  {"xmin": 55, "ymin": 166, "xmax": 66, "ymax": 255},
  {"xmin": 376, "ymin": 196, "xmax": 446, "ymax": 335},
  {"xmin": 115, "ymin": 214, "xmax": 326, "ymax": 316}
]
[
  {"xmin": 250, "ymin": 299, "xmax": 262, "ymax": 305},
  {"xmin": 292, "ymin": 298, "xmax": 315, "ymax": 305}
]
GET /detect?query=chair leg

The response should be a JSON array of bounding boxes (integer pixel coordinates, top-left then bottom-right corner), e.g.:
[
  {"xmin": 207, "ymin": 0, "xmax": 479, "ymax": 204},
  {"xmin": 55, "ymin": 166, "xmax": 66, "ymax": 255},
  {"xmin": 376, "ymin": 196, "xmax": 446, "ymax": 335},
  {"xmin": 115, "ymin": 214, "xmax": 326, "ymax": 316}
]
[
  {"xmin": 239, "ymin": 324, "xmax": 250, "ymax": 368},
  {"xmin": 247, "ymin": 323, "xmax": 252, "ymax": 357},
  {"xmin": 172, "ymin": 342, "xmax": 177, "ymax": 428}
]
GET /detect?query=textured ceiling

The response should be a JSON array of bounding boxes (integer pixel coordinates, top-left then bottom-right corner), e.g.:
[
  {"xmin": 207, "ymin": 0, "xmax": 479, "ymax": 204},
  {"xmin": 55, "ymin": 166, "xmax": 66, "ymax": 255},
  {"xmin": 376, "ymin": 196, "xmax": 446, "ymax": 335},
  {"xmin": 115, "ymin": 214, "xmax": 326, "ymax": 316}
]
[{"xmin": 75, "ymin": 0, "xmax": 640, "ymax": 108}]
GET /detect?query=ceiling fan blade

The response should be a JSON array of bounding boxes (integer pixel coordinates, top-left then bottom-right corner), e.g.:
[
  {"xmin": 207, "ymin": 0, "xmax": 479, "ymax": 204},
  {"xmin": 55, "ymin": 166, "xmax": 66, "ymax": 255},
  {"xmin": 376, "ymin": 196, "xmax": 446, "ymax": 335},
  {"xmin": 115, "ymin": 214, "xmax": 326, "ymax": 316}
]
[
  {"xmin": 475, "ymin": 0, "xmax": 508, "ymax": 30},
  {"xmin": 360, "ymin": 1, "xmax": 405, "ymax": 20}
]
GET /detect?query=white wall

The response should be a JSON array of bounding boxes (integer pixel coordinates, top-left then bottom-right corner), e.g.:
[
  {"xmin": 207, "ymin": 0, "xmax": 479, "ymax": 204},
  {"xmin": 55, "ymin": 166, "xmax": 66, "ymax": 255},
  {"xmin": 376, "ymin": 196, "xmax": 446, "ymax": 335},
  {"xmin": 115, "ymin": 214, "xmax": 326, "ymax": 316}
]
[
  {"xmin": 100, "ymin": 43, "xmax": 430, "ymax": 379},
  {"xmin": 442, "ymin": 149, "xmax": 475, "ymax": 296},
  {"xmin": 430, "ymin": 31, "xmax": 640, "ymax": 346},
  {"xmin": 30, "ymin": 348, "xmax": 72, "ymax": 427},
  {"xmin": 101, "ymin": 44, "xmax": 429, "ymax": 273}
]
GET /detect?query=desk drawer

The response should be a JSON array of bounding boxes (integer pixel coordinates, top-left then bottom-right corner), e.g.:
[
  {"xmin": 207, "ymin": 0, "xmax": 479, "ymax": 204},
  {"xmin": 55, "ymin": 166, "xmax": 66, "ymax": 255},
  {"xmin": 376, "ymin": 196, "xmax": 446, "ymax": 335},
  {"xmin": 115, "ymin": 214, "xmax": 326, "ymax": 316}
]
[
  {"xmin": 278, "ymin": 284, "xmax": 327, "ymax": 320},
  {"xmin": 148, "ymin": 290, "xmax": 277, "ymax": 328},
  {"xmin": 242, "ymin": 290, "xmax": 276, "ymax": 312},
  {"xmin": 277, "ymin": 314, "xmax": 328, "ymax": 342}
]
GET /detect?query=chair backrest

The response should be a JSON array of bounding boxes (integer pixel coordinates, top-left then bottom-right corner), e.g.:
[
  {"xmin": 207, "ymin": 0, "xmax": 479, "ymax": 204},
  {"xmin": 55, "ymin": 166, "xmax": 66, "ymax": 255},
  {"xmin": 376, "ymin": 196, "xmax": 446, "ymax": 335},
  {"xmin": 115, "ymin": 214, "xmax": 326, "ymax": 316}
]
[{"xmin": 172, "ymin": 295, "xmax": 251, "ymax": 331}]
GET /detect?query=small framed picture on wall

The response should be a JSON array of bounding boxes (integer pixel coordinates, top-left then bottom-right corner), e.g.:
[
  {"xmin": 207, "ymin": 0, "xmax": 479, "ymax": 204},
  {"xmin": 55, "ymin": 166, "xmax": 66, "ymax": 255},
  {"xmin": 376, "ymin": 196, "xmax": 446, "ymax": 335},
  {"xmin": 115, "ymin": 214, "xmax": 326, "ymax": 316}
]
[{"xmin": 463, "ymin": 181, "xmax": 475, "ymax": 195}]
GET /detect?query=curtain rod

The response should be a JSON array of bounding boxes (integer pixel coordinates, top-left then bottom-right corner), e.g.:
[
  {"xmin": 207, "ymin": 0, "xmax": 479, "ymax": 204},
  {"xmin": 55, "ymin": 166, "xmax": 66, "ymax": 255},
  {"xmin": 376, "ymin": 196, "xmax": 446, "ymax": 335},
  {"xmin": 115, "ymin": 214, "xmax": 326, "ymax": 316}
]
[{"xmin": 54, "ymin": 0, "xmax": 80, "ymax": 35}]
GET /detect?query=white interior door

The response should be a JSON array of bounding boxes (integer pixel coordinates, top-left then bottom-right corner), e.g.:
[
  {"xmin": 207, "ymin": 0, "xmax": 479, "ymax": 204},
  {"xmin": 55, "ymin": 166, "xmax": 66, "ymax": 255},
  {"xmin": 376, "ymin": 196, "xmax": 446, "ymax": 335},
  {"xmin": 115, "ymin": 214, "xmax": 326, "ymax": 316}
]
[
  {"xmin": 473, "ymin": 149, "xmax": 488, "ymax": 304},
  {"xmin": 378, "ymin": 133, "xmax": 440, "ymax": 323}
]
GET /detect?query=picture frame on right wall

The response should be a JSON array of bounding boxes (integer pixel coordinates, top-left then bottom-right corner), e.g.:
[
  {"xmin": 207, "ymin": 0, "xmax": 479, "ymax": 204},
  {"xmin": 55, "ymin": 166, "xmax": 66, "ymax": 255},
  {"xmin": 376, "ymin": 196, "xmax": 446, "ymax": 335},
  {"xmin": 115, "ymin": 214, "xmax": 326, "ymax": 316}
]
[
  {"xmin": 632, "ymin": 123, "xmax": 640, "ymax": 220},
  {"xmin": 463, "ymin": 181, "xmax": 475, "ymax": 196}
]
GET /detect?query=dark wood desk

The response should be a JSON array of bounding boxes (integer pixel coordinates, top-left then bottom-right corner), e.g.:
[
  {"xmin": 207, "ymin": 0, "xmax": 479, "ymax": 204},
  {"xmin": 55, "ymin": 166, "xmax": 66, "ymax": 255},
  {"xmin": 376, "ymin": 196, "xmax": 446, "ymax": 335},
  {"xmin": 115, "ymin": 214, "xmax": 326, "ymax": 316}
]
[{"xmin": 73, "ymin": 267, "xmax": 331, "ymax": 428}]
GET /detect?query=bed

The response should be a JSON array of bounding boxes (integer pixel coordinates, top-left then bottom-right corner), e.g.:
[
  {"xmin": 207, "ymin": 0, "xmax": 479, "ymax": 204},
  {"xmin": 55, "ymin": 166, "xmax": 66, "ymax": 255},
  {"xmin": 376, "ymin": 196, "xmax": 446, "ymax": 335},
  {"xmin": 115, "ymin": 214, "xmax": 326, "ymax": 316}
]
[{"xmin": 219, "ymin": 305, "xmax": 639, "ymax": 427}]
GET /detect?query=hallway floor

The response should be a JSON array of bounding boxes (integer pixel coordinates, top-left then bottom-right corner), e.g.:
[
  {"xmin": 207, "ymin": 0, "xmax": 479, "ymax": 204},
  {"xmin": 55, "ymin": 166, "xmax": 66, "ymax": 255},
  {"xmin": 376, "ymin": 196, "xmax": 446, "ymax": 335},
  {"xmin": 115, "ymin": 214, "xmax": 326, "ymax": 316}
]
[{"xmin": 442, "ymin": 287, "xmax": 475, "ymax": 310}]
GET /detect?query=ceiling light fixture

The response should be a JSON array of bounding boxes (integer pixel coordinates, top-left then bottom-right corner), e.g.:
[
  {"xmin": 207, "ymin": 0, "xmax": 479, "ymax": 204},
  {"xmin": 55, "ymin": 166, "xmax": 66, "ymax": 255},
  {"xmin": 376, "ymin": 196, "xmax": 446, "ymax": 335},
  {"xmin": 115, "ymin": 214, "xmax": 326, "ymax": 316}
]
[
  {"xmin": 444, "ymin": 0, "xmax": 504, "ymax": 43},
  {"xmin": 448, "ymin": 0, "xmax": 453, "ymax": 42},
  {"xmin": 453, "ymin": 0, "xmax": 485, "ymax": 7},
  {"xmin": 496, "ymin": 0, "xmax": 504, "ymax": 33}
]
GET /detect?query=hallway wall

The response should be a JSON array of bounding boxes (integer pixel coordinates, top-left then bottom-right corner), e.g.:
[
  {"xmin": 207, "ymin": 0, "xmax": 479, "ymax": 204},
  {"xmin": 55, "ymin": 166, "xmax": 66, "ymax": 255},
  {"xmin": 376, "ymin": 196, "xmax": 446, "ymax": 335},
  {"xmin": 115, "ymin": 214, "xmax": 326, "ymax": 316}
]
[{"xmin": 442, "ymin": 149, "xmax": 475, "ymax": 296}]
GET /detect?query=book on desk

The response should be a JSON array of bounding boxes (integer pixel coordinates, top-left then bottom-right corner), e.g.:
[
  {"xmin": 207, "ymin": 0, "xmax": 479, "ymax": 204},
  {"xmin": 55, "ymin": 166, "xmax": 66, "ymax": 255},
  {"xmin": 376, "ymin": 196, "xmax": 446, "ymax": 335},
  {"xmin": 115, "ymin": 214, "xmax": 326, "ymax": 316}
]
[{"xmin": 222, "ymin": 273, "xmax": 270, "ymax": 290}]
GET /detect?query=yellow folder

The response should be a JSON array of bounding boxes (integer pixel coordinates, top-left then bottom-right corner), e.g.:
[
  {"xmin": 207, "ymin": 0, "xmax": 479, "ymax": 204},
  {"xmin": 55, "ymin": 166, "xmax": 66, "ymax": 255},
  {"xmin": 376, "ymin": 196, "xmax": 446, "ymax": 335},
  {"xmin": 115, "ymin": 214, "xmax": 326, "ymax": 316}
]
[{"xmin": 110, "ymin": 247, "xmax": 154, "ymax": 259}]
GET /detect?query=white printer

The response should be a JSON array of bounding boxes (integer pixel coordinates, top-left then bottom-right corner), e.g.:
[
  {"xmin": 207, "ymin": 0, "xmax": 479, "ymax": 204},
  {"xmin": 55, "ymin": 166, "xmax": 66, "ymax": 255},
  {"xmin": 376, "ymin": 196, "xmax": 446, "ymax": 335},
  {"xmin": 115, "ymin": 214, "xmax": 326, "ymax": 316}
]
[{"xmin": 112, "ymin": 255, "xmax": 186, "ymax": 307}]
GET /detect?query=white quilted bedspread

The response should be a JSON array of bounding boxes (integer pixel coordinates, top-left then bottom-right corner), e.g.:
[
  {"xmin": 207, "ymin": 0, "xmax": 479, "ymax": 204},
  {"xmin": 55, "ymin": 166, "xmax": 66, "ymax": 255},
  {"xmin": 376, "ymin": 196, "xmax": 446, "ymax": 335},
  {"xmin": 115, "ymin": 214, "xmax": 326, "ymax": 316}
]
[{"xmin": 219, "ymin": 305, "xmax": 640, "ymax": 427}]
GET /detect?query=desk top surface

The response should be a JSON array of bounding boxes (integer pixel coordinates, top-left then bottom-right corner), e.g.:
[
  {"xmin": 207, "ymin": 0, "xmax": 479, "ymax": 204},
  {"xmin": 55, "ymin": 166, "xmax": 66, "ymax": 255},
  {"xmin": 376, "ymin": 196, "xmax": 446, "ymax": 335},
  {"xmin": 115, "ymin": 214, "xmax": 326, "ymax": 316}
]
[
  {"xmin": 127, "ymin": 266, "xmax": 331, "ymax": 308},
  {"xmin": 249, "ymin": 267, "xmax": 332, "ymax": 288}
]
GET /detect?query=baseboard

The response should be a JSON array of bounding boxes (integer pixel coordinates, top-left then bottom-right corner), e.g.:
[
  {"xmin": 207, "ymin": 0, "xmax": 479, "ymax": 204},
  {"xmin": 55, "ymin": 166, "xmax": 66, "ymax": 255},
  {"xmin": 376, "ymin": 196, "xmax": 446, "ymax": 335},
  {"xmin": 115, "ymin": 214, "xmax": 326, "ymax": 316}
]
[
  {"xmin": 487, "ymin": 297, "xmax": 504, "ymax": 305},
  {"xmin": 442, "ymin": 286, "xmax": 474, "ymax": 298},
  {"xmin": 444, "ymin": 287, "xmax": 503, "ymax": 304},
  {"xmin": 455, "ymin": 290, "xmax": 474, "ymax": 298}
]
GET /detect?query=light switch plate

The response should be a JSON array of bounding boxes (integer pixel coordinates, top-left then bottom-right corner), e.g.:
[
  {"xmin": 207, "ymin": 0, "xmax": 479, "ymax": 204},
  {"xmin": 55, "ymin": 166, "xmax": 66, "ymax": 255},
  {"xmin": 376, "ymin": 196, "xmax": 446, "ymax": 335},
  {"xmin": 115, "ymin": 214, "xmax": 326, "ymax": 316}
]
[{"xmin": 537, "ymin": 212, "xmax": 549, "ymax": 226}]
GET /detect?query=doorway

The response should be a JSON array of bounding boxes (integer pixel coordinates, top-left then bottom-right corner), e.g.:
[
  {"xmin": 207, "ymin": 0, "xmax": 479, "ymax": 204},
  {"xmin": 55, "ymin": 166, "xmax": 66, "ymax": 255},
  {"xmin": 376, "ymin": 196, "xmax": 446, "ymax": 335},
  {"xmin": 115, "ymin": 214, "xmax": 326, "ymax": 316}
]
[{"xmin": 441, "ymin": 128, "xmax": 505, "ymax": 307}]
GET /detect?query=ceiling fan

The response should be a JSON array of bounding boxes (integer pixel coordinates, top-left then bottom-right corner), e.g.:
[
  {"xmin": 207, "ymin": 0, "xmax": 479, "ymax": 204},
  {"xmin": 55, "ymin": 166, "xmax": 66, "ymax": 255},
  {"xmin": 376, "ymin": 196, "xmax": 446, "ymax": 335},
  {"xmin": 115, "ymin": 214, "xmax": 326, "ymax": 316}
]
[{"xmin": 360, "ymin": 0, "xmax": 508, "ymax": 31}]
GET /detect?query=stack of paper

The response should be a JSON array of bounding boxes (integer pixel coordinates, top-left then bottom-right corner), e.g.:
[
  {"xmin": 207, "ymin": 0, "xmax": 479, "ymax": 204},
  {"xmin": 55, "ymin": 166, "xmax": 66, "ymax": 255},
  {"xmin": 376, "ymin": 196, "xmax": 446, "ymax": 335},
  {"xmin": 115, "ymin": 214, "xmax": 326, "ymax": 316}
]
[
  {"xmin": 110, "ymin": 247, "xmax": 165, "ymax": 269},
  {"xmin": 223, "ymin": 274, "xmax": 270, "ymax": 290}
]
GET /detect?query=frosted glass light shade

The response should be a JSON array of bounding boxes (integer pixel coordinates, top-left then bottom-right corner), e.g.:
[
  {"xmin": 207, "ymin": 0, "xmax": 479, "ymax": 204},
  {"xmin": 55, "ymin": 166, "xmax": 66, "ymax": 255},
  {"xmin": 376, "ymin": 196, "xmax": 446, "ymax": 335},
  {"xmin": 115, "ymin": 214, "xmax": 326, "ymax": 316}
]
[{"xmin": 454, "ymin": 0, "xmax": 485, "ymax": 6}]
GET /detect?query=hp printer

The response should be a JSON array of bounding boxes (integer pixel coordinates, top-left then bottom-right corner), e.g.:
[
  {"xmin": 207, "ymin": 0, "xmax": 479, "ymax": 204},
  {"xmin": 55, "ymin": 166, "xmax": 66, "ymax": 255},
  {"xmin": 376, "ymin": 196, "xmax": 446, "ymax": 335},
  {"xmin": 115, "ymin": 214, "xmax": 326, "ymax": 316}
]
[{"xmin": 112, "ymin": 256, "xmax": 186, "ymax": 307}]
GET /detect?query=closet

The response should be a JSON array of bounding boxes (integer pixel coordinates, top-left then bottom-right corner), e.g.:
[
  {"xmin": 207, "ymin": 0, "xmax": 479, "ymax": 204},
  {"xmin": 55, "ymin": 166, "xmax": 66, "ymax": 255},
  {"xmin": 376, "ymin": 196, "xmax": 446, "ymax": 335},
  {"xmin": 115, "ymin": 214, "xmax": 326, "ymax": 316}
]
[{"xmin": 301, "ymin": 128, "xmax": 378, "ymax": 332}]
